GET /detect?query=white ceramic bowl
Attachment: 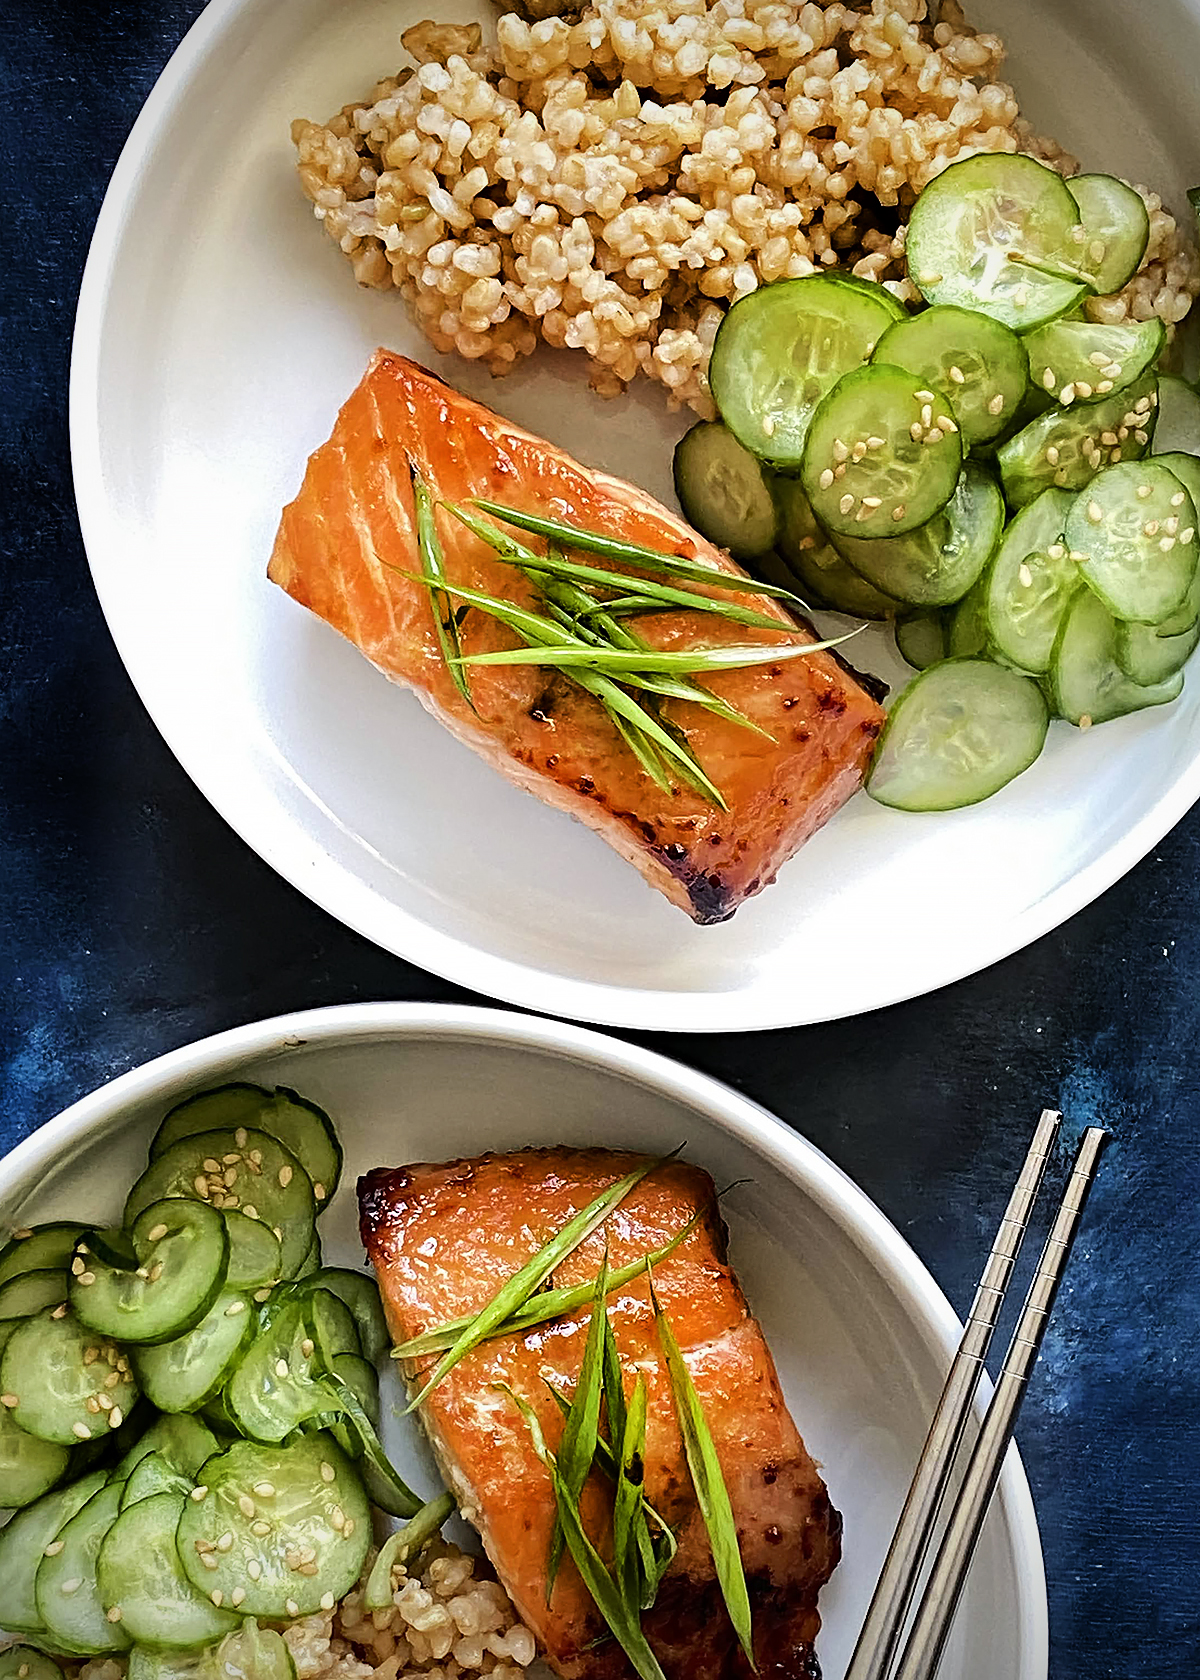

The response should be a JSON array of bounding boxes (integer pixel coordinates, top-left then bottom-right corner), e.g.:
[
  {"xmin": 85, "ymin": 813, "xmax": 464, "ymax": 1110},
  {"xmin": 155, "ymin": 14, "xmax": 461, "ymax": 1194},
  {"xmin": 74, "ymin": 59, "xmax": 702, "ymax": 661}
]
[
  {"xmin": 69, "ymin": 0, "xmax": 1200, "ymax": 1032},
  {"xmin": 1, "ymin": 1003, "xmax": 1046, "ymax": 1680}
]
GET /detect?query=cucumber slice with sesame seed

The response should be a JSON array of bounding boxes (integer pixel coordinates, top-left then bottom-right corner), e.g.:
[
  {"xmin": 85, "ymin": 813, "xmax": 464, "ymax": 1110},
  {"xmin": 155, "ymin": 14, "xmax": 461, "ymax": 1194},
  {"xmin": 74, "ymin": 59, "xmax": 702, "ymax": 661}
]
[
  {"xmin": 895, "ymin": 612, "xmax": 948, "ymax": 670},
  {"xmin": 0, "ymin": 1401, "xmax": 72, "ymax": 1509},
  {"xmin": 119, "ymin": 1449, "xmax": 194, "ymax": 1509},
  {"xmin": 125, "ymin": 1623, "xmax": 297, "ymax": 1680},
  {"xmin": 773, "ymin": 479, "xmax": 902, "ymax": 618},
  {"xmin": 1021, "ymin": 317, "xmax": 1165, "ymax": 407},
  {"xmin": 298, "ymin": 1271, "xmax": 389, "ymax": 1367},
  {"xmin": 867, "ymin": 659, "xmax": 1049, "ymax": 810},
  {"xmin": 709, "ymin": 274, "xmax": 901, "ymax": 469},
  {"xmin": 0, "ymin": 1470, "xmax": 108, "ymax": 1631},
  {"xmin": 70, "ymin": 1202, "xmax": 229, "ymax": 1348},
  {"xmin": 872, "ymin": 305, "xmax": 1029, "ymax": 446},
  {"xmin": 0, "ymin": 1226, "xmax": 87, "ymax": 1292},
  {"xmin": 176, "ymin": 1433, "xmax": 370, "ymax": 1621},
  {"xmin": 115, "ymin": 1415, "xmax": 220, "ymax": 1483},
  {"xmin": 1064, "ymin": 460, "xmax": 1197, "ymax": 623},
  {"xmin": 35, "ymin": 1479, "xmax": 130, "ymax": 1654},
  {"xmin": 0, "ymin": 1648, "xmax": 67, "ymax": 1680},
  {"xmin": 152, "ymin": 1091, "xmax": 341, "ymax": 1214},
  {"xmin": 1150, "ymin": 374, "xmax": 1200, "ymax": 457},
  {"xmin": 671, "ymin": 422, "xmax": 780, "ymax": 559},
  {"xmin": 97, "ymin": 1490, "xmax": 241, "ymax": 1649},
  {"xmin": 831, "ymin": 463, "xmax": 1003, "ymax": 607},
  {"xmin": 802, "ymin": 363, "xmax": 962, "ymax": 537},
  {"xmin": 1066, "ymin": 174, "xmax": 1150, "ymax": 295},
  {"xmin": 0, "ymin": 1270, "xmax": 70, "ymax": 1320},
  {"xmin": 983, "ymin": 488, "xmax": 1080, "ymax": 674},
  {"xmin": 223, "ymin": 1211, "xmax": 282, "ymax": 1291},
  {"xmin": 906, "ymin": 153, "xmax": 1089, "ymax": 330},
  {"xmin": 125, "ymin": 1129, "xmax": 315, "ymax": 1279},
  {"xmin": 997, "ymin": 371, "xmax": 1158, "ymax": 508},
  {"xmin": 1, "ymin": 1309, "xmax": 137, "ymax": 1448},
  {"xmin": 134, "ymin": 1290, "xmax": 256, "ymax": 1416},
  {"xmin": 1050, "ymin": 587, "xmax": 1184, "ymax": 723},
  {"xmin": 226, "ymin": 1301, "xmax": 336, "ymax": 1445}
]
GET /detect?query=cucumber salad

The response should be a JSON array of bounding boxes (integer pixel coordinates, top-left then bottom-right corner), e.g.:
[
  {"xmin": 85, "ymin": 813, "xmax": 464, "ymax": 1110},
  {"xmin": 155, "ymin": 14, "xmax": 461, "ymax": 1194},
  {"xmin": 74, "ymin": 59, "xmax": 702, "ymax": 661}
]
[
  {"xmin": 675, "ymin": 152, "xmax": 1200, "ymax": 812},
  {"xmin": 0, "ymin": 1084, "xmax": 458, "ymax": 1680}
]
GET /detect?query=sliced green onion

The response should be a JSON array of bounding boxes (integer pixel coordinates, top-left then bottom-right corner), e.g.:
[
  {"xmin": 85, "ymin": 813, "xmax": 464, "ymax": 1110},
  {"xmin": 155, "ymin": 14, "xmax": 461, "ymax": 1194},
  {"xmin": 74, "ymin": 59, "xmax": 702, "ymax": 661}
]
[
  {"xmin": 613, "ymin": 1373, "xmax": 648, "ymax": 1610},
  {"xmin": 548, "ymin": 1253, "xmax": 609, "ymax": 1596},
  {"xmin": 454, "ymin": 636, "xmax": 854, "ymax": 674},
  {"xmin": 364, "ymin": 1492, "xmax": 457, "ymax": 1610},
  {"xmin": 402, "ymin": 1157, "xmax": 672, "ymax": 1413},
  {"xmin": 471, "ymin": 499, "xmax": 806, "ymax": 605},
  {"xmin": 411, "ymin": 464, "xmax": 474, "ymax": 711},
  {"xmin": 648, "ymin": 1269, "xmax": 755, "ymax": 1669}
]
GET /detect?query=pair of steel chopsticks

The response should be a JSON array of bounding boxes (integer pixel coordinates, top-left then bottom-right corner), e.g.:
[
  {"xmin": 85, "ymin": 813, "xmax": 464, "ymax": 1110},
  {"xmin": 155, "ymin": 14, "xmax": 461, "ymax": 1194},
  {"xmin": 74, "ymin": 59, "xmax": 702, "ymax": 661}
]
[{"xmin": 845, "ymin": 1110, "xmax": 1108, "ymax": 1680}]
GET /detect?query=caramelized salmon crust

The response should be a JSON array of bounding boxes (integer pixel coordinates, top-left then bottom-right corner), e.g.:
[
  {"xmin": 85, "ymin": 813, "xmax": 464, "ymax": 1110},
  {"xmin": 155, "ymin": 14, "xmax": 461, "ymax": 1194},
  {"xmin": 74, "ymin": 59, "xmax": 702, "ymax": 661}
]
[
  {"xmin": 269, "ymin": 351, "xmax": 885, "ymax": 923},
  {"xmin": 359, "ymin": 1149, "xmax": 842, "ymax": 1680}
]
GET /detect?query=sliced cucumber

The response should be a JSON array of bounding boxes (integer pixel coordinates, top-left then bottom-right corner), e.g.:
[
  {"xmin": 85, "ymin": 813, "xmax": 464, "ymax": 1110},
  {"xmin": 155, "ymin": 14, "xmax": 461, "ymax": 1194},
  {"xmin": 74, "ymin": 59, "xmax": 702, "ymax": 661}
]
[
  {"xmin": 71, "ymin": 1201, "xmax": 229, "ymax": 1347},
  {"xmin": 709, "ymin": 274, "xmax": 899, "ymax": 468},
  {"xmin": 115, "ymin": 1414, "xmax": 220, "ymax": 1483},
  {"xmin": 299, "ymin": 1270, "xmax": 390, "ymax": 1366},
  {"xmin": 0, "ymin": 1271, "xmax": 69, "ymax": 1320},
  {"xmin": 1150, "ymin": 374, "xmax": 1200, "ymax": 456},
  {"xmin": 226, "ymin": 1300, "xmax": 334, "ymax": 1445},
  {"xmin": 0, "ymin": 1393, "xmax": 72, "ymax": 1510},
  {"xmin": 152, "ymin": 1087, "xmax": 341, "ymax": 1210},
  {"xmin": 906, "ymin": 153, "xmax": 1088, "ymax": 330},
  {"xmin": 802, "ymin": 363, "xmax": 962, "ymax": 537},
  {"xmin": 1064, "ymin": 460, "xmax": 1197, "ymax": 623},
  {"xmin": 120, "ymin": 1450, "xmax": 194, "ymax": 1510},
  {"xmin": 1051, "ymin": 587, "xmax": 1184, "ymax": 723},
  {"xmin": 330, "ymin": 1354, "xmax": 380, "ymax": 1424},
  {"xmin": 1021, "ymin": 317, "xmax": 1165, "ymax": 406},
  {"xmin": 1115, "ymin": 613, "xmax": 1200, "ymax": 685},
  {"xmin": 868, "ymin": 659, "xmax": 1049, "ymax": 810},
  {"xmin": 292, "ymin": 1229, "xmax": 323, "ymax": 1282},
  {"xmin": 872, "ymin": 305, "xmax": 1028, "ymax": 446},
  {"xmin": 895, "ymin": 612, "xmax": 948, "ymax": 670},
  {"xmin": 0, "ymin": 1649, "xmax": 66, "ymax": 1680},
  {"xmin": 997, "ymin": 372, "xmax": 1158, "ymax": 507},
  {"xmin": 947, "ymin": 578, "xmax": 989, "ymax": 658},
  {"xmin": 223, "ymin": 1211, "xmax": 282, "ymax": 1291},
  {"xmin": 0, "ymin": 1226, "xmax": 87, "ymax": 1291},
  {"xmin": 127, "ymin": 1626, "xmax": 297, "ymax": 1680},
  {"xmin": 98, "ymin": 1490, "xmax": 241, "ymax": 1648},
  {"xmin": 671, "ymin": 421, "xmax": 779, "ymax": 559},
  {"xmin": 0, "ymin": 1470, "xmax": 108, "ymax": 1631},
  {"xmin": 774, "ymin": 479, "xmax": 901, "ymax": 618},
  {"xmin": 151, "ymin": 1085, "xmax": 272, "ymax": 1153},
  {"xmin": 134, "ymin": 1291, "xmax": 256, "ymax": 1415},
  {"xmin": 1066, "ymin": 174, "xmax": 1150, "ymax": 295},
  {"xmin": 126, "ymin": 1128, "xmax": 315, "ymax": 1278},
  {"xmin": 983, "ymin": 488, "xmax": 1079, "ymax": 673},
  {"xmin": 1, "ymin": 1309, "xmax": 137, "ymax": 1447},
  {"xmin": 831, "ymin": 463, "xmax": 1003, "ymax": 607},
  {"xmin": 35, "ymin": 1479, "xmax": 130, "ymax": 1654},
  {"xmin": 176, "ymin": 1433, "xmax": 370, "ymax": 1620}
]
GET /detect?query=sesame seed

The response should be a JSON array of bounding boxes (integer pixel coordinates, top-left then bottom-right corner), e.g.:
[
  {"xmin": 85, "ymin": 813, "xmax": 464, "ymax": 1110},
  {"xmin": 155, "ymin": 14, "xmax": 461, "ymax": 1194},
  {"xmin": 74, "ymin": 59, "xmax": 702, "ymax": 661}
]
[
  {"xmin": 861, "ymin": 496, "xmax": 883, "ymax": 510},
  {"xmin": 937, "ymin": 415, "xmax": 958, "ymax": 433},
  {"xmin": 1182, "ymin": 527, "xmax": 1195, "ymax": 544},
  {"xmin": 71, "ymin": 1257, "xmax": 84, "ymax": 1276},
  {"xmin": 1096, "ymin": 380, "xmax": 1114, "ymax": 394},
  {"xmin": 299, "ymin": 1562, "xmax": 319, "ymax": 1576},
  {"xmin": 252, "ymin": 1520, "xmax": 271, "ymax": 1537},
  {"xmin": 851, "ymin": 441, "xmax": 866, "ymax": 462},
  {"xmin": 1102, "ymin": 363, "xmax": 1122, "ymax": 380},
  {"xmin": 217, "ymin": 1531, "xmax": 234, "ymax": 1552},
  {"xmin": 1136, "ymin": 395, "xmax": 1153, "ymax": 413},
  {"xmin": 104, "ymin": 1371, "xmax": 120, "ymax": 1388},
  {"xmin": 149, "ymin": 1261, "xmax": 164, "ymax": 1283},
  {"xmin": 1080, "ymin": 713, "xmax": 1092, "ymax": 733},
  {"xmin": 78, "ymin": 1271, "xmax": 95, "ymax": 1286},
  {"xmin": 254, "ymin": 1288, "xmax": 272, "ymax": 1303},
  {"xmin": 232, "ymin": 1588, "xmax": 246, "ymax": 1607},
  {"xmin": 1088, "ymin": 351, "xmax": 1109, "ymax": 368},
  {"xmin": 909, "ymin": 421, "xmax": 923, "ymax": 442},
  {"xmin": 1, "ymin": 1393, "xmax": 17, "ymax": 1408},
  {"xmin": 147, "ymin": 1222, "xmax": 169, "ymax": 1243},
  {"xmin": 1045, "ymin": 445, "xmax": 1060, "ymax": 465},
  {"xmin": 917, "ymin": 272, "xmax": 942, "ymax": 286},
  {"xmin": 223, "ymin": 1168, "xmax": 238, "ymax": 1188},
  {"xmin": 109, "ymin": 1407, "xmax": 123, "ymax": 1428},
  {"xmin": 838, "ymin": 493, "xmax": 855, "ymax": 515},
  {"xmin": 1166, "ymin": 516, "xmax": 1181, "ymax": 536},
  {"xmin": 1018, "ymin": 563, "xmax": 1033, "ymax": 588},
  {"xmin": 1170, "ymin": 490, "xmax": 1188, "ymax": 507},
  {"xmin": 301, "ymin": 1338, "xmax": 315, "ymax": 1359},
  {"xmin": 196, "ymin": 1539, "xmax": 214, "ymax": 1553},
  {"xmin": 854, "ymin": 504, "xmax": 871, "ymax": 522},
  {"xmin": 331, "ymin": 1506, "xmax": 345, "ymax": 1530},
  {"xmin": 60, "ymin": 1579, "xmax": 82, "ymax": 1596},
  {"xmin": 1075, "ymin": 382, "xmax": 1093, "ymax": 400},
  {"xmin": 832, "ymin": 438, "xmax": 849, "ymax": 463},
  {"xmin": 1087, "ymin": 501, "xmax": 1104, "ymax": 524},
  {"xmin": 243, "ymin": 1205, "xmax": 258, "ymax": 1221},
  {"xmin": 136, "ymin": 1267, "xmax": 149, "ymax": 1280},
  {"xmin": 250, "ymin": 1150, "xmax": 263, "ymax": 1166},
  {"xmin": 248, "ymin": 1560, "xmax": 263, "ymax": 1580},
  {"xmin": 1069, "ymin": 551, "xmax": 1088, "ymax": 563},
  {"xmin": 1056, "ymin": 467, "xmax": 1072, "ymax": 486},
  {"xmin": 818, "ymin": 468, "xmax": 834, "ymax": 490},
  {"xmin": 892, "ymin": 504, "xmax": 906, "ymax": 521},
  {"xmin": 43, "ymin": 1541, "xmax": 65, "ymax": 1558},
  {"xmin": 914, "ymin": 389, "xmax": 936, "ymax": 403},
  {"xmin": 275, "ymin": 1359, "xmax": 290, "ymax": 1379},
  {"xmin": 920, "ymin": 404, "xmax": 933, "ymax": 427},
  {"xmin": 1134, "ymin": 430, "xmax": 1149, "ymax": 446},
  {"xmin": 797, "ymin": 535, "xmax": 816, "ymax": 551},
  {"xmin": 1100, "ymin": 432, "xmax": 1118, "ymax": 447},
  {"xmin": 200, "ymin": 1553, "xmax": 219, "ymax": 1571},
  {"xmin": 226, "ymin": 1300, "xmax": 247, "ymax": 1316},
  {"xmin": 192, "ymin": 1486, "xmax": 209, "ymax": 1501},
  {"xmin": 343, "ymin": 1519, "xmax": 355, "ymax": 1538},
  {"xmin": 235, "ymin": 1128, "xmax": 249, "ymax": 1147},
  {"xmin": 1072, "ymin": 225, "xmax": 1087, "ymax": 244},
  {"xmin": 203, "ymin": 1158, "xmax": 221, "ymax": 1174},
  {"xmin": 211, "ymin": 1590, "xmax": 225, "ymax": 1607},
  {"xmin": 1047, "ymin": 544, "xmax": 1066, "ymax": 561},
  {"xmin": 1013, "ymin": 286, "xmax": 1029, "ymax": 307},
  {"xmin": 254, "ymin": 1482, "xmax": 276, "ymax": 1498},
  {"xmin": 987, "ymin": 393, "xmax": 1005, "ymax": 416},
  {"xmin": 1042, "ymin": 367, "xmax": 1056, "ymax": 390},
  {"xmin": 1137, "ymin": 483, "xmax": 1154, "ymax": 499},
  {"xmin": 72, "ymin": 1422, "xmax": 91, "ymax": 1440},
  {"xmin": 867, "ymin": 435, "xmax": 886, "ymax": 450},
  {"xmin": 948, "ymin": 366, "xmax": 965, "ymax": 384},
  {"xmin": 320, "ymin": 1462, "xmax": 336, "ymax": 1483},
  {"xmin": 86, "ymin": 1396, "xmax": 101, "ymax": 1414},
  {"xmin": 96, "ymin": 1392, "xmax": 113, "ymax": 1410},
  {"xmin": 1060, "ymin": 384, "xmax": 1076, "ymax": 405},
  {"xmin": 833, "ymin": 462, "xmax": 847, "ymax": 480},
  {"xmin": 762, "ymin": 415, "xmax": 776, "ymax": 437},
  {"xmin": 321, "ymin": 1592, "xmax": 335, "ymax": 1611},
  {"xmin": 1161, "ymin": 535, "xmax": 1177, "ymax": 551},
  {"xmin": 194, "ymin": 1176, "xmax": 211, "ymax": 1199},
  {"xmin": 278, "ymin": 1164, "xmax": 294, "ymax": 1188},
  {"xmin": 107, "ymin": 1607, "xmax": 123, "ymax": 1624},
  {"xmin": 1088, "ymin": 239, "xmax": 1107, "ymax": 262},
  {"xmin": 925, "ymin": 427, "xmax": 943, "ymax": 444},
  {"xmin": 1110, "ymin": 448, "xmax": 1123, "ymax": 464},
  {"xmin": 286, "ymin": 1599, "xmax": 300, "ymax": 1618}
]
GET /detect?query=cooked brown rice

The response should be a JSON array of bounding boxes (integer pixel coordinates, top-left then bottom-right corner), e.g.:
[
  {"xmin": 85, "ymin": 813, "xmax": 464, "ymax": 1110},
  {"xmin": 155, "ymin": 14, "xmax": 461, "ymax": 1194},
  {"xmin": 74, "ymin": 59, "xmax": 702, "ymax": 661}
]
[{"xmin": 292, "ymin": 0, "xmax": 1200, "ymax": 415}]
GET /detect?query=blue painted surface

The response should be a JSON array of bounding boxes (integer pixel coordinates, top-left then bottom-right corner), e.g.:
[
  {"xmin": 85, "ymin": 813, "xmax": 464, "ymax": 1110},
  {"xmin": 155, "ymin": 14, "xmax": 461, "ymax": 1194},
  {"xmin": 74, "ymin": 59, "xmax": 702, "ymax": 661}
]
[{"xmin": 1, "ymin": 2, "xmax": 1198, "ymax": 1672}]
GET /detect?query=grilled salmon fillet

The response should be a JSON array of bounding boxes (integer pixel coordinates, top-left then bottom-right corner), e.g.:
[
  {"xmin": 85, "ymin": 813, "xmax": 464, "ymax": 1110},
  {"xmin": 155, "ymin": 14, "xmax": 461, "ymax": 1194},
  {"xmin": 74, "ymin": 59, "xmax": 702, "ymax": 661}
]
[
  {"xmin": 269, "ymin": 352, "xmax": 885, "ymax": 922},
  {"xmin": 359, "ymin": 1149, "xmax": 842, "ymax": 1680}
]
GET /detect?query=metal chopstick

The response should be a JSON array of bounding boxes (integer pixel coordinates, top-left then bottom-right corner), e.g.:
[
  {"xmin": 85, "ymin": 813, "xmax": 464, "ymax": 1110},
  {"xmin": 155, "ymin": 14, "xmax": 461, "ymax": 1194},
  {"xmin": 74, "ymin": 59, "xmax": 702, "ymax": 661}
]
[
  {"xmin": 891, "ymin": 1125, "xmax": 1109, "ymax": 1680},
  {"xmin": 844, "ymin": 1107, "xmax": 1062, "ymax": 1680}
]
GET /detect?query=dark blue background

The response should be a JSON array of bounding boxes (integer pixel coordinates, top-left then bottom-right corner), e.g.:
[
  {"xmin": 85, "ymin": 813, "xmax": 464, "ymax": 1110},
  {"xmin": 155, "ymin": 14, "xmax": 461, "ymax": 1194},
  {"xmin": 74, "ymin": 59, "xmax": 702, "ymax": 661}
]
[{"xmin": 1, "ymin": 3, "xmax": 1197, "ymax": 1673}]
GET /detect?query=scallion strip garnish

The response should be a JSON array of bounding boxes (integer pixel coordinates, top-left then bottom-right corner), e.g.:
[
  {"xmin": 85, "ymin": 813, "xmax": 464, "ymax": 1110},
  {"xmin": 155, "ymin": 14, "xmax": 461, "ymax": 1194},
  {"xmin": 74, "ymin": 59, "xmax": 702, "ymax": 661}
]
[
  {"xmin": 392, "ymin": 1209, "xmax": 705, "ymax": 1361},
  {"xmin": 453, "ymin": 636, "xmax": 856, "ymax": 674},
  {"xmin": 410, "ymin": 464, "xmax": 474, "ymax": 711},
  {"xmin": 364, "ymin": 1492, "xmax": 457, "ymax": 1610},
  {"xmin": 449, "ymin": 505, "xmax": 795, "ymax": 632},
  {"xmin": 648, "ymin": 1268, "xmax": 755, "ymax": 1669},
  {"xmin": 613, "ymin": 1373, "xmax": 648, "ymax": 1610},
  {"xmin": 471, "ymin": 499, "xmax": 807, "ymax": 606},
  {"xmin": 402, "ymin": 1156, "xmax": 673, "ymax": 1413},
  {"xmin": 547, "ymin": 1253, "xmax": 610, "ymax": 1596},
  {"xmin": 497, "ymin": 1384, "xmax": 669, "ymax": 1680}
]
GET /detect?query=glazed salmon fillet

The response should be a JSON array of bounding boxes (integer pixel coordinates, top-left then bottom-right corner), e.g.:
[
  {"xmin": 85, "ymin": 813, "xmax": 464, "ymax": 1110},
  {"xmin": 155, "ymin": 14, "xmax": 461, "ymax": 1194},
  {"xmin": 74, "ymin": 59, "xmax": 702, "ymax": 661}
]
[
  {"xmin": 359, "ymin": 1150, "xmax": 842, "ymax": 1680},
  {"xmin": 269, "ymin": 352, "xmax": 884, "ymax": 922}
]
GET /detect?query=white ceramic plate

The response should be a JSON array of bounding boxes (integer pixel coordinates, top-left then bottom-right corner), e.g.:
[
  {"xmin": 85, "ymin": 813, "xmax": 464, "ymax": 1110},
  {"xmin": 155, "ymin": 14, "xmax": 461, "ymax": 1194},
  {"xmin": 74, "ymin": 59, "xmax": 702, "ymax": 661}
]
[
  {"xmin": 70, "ymin": 0, "xmax": 1200, "ymax": 1031},
  {"xmin": 0, "ymin": 1003, "xmax": 1046, "ymax": 1680}
]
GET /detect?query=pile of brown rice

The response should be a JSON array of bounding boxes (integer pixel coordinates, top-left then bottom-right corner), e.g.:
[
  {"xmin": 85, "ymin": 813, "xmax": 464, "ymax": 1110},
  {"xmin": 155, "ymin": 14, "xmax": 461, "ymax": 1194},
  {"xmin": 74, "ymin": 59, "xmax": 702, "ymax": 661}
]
[
  {"xmin": 311, "ymin": 0, "xmax": 1196, "ymax": 413},
  {"xmin": 69, "ymin": 1538, "xmax": 536, "ymax": 1680}
]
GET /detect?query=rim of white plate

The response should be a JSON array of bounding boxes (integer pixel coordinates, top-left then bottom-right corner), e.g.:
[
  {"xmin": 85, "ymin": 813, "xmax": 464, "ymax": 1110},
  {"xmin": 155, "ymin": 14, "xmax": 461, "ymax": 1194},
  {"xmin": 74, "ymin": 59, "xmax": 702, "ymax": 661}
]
[
  {"xmin": 0, "ymin": 1001, "xmax": 1048, "ymax": 1678},
  {"xmin": 69, "ymin": 0, "xmax": 1200, "ymax": 1033}
]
